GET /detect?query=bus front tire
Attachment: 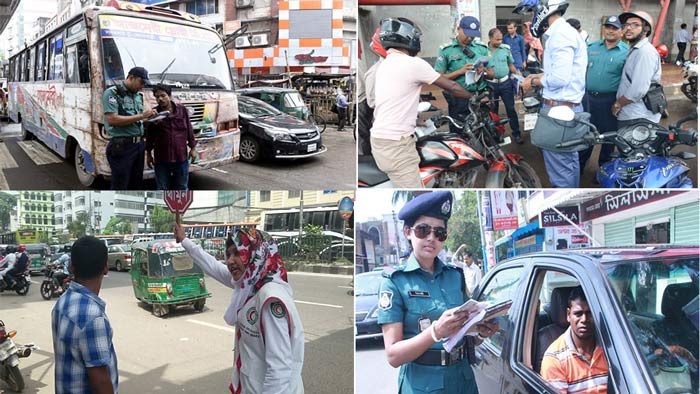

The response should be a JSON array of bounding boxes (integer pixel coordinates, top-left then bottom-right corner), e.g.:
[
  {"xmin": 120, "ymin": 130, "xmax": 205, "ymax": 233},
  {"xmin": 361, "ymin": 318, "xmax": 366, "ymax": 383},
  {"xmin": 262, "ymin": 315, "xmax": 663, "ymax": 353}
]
[{"xmin": 74, "ymin": 144, "xmax": 96, "ymax": 187}]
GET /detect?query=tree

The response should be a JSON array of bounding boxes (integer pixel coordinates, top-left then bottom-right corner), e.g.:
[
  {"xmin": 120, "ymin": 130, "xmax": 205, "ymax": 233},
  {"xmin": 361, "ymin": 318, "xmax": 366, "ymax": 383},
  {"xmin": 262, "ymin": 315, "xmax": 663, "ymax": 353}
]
[
  {"xmin": 66, "ymin": 212, "xmax": 90, "ymax": 238},
  {"xmin": 149, "ymin": 205, "xmax": 175, "ymax": 233},
  {"xmin": 103, "ymin": 217, "xmax": 134, "ymax": 235},
  {"xmin": 445, "ymin": 191, "xmax": 482, "ymax": 261},
  {"xmin": 0, "ymin": 193, "xmax": 16, "ymax": 231}
]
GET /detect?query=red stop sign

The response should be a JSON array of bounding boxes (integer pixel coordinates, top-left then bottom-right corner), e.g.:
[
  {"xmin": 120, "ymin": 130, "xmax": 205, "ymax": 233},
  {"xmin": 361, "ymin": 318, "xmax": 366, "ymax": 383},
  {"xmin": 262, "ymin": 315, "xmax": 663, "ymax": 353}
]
[{"xmin": 164, "ymin": 191, "xmax": 193, "ymax": 214}]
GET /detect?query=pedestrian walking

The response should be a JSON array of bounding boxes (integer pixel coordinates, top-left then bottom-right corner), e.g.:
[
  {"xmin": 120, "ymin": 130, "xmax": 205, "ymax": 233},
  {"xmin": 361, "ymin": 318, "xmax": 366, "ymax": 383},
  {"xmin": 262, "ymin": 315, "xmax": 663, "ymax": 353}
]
[
  {"xmin": 578, "ymin": 15, "xmax": 628, "ymax": 177},
  {"xmin": 520, "ymin": 0, "xmax": 587, "ymax": 188},
  {"xmin": 371, "ymin": 17, "xmax": 472, "ymax": 188},
  {"xmin": 504, "ymin": 21, "xmax": 527, "ymax": 72},
  {"xmin": 174, "ymin": 224, "xmax": 304, "ymax": 394},
  {"xmin": 145, "ymin": 84, "xmax": 197, "ymax": 190},
  {"xmin": 52, "ymin": 236, "xmax": 117, "ymax": 394},
  {"xmin": 434, "ymin": 16, "xmax": 492, "ymax": 132},
  {"xmin": 462, "ymin": 251, "xmax": 482, "ymax": 296},
  {"xmin": 103, "ymin": 66, "xmax": 156, "ymax": 190},
  {"xmin": 378, "ymin": 191, "xmax": 497, "ymax": 394},
  {"xmin": 673, "ymin": 23, "xmax": 692, "ymax": 65},
  {"xmin": 336, "ymin": 88, "xmax": 349, "ymax": 131},
  {"xmin": 486, "ymin": 28, "xmax": 523, "ymax": 144},
  {"xmin": 612, "ymin": 11, "xmax": 663, "ymax": 125}
]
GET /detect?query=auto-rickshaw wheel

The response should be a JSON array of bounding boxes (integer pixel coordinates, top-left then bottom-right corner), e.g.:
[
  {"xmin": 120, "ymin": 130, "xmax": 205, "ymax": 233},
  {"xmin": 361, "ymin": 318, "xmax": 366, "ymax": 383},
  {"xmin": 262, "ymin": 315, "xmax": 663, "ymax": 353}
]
[
  {"xmin": 194, "ymin": 299, "xmax": 206, "ymax": 312},
  {"xmin": 152, "ymin": 304, "xmax": 169, "ymax": 317}
]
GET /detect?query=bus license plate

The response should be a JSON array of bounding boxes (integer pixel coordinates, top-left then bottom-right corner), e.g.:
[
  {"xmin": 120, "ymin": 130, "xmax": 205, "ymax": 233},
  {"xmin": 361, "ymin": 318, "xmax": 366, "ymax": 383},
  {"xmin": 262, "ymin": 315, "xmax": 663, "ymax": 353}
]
[
  {"xmin": 524, "ymin": 113, "xmax": 538, "ymax": 131},
  {"xmin": 307, "ymin": 144, "xmax": 317, "ymax": 152}
]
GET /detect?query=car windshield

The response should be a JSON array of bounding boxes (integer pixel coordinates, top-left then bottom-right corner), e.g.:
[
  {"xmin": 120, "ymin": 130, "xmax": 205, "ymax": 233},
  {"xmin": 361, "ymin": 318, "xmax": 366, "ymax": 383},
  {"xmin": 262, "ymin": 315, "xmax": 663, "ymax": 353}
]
[
  {"xmin": 150, "ymin": 248, "xmax": 204, "ymax": 278},
  {"xmin": 356, "ymin": 274, "xmax": 382, "ymax": 297},
  {"xmin": 99, "ymin": 14, "xmax": 232, "ymax": 90},
  {"xmin": 605, "ymin": 257, "xmax": 699, "ymax": 393},
  {"xmin": 117, "ymin": 244, "xmax": 131, "ymax": 252},
  {"xmin": 238, "ymin": 97, "xmax": 282, "ymax": 117}
]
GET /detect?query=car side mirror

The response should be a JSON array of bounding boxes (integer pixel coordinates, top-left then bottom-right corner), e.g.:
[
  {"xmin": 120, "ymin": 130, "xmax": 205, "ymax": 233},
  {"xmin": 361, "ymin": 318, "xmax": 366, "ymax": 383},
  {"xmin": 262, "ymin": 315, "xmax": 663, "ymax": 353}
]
[{"xmin": 548, "ymin": 106, "xmax": 575, "ymax": 121}]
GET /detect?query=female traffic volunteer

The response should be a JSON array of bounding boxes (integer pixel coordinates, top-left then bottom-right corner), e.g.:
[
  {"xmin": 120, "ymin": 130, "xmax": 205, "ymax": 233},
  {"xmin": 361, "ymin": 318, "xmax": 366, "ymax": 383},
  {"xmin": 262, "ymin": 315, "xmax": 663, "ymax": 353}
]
[
  {"xmin": 378, "ymin": 191, "xmax": 495, "ymax": 394},
  {"xmin": 174, "ymin": 223, "xmax": 304, "ymax": 394}
]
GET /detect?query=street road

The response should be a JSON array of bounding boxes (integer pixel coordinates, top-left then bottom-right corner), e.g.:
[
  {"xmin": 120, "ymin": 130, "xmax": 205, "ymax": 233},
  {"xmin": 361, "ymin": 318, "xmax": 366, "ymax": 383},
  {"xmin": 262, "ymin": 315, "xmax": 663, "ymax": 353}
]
[
  {"xmin": 0, "ymin": 123, "xmax": 356, "ymax": 190},
  {"xmin": 0, "ymin": 271, "xmax": 353, "ymax": 394},
  {"xmin": 355, "ymin": 338, "xmax": 399, "ymax": 394}
]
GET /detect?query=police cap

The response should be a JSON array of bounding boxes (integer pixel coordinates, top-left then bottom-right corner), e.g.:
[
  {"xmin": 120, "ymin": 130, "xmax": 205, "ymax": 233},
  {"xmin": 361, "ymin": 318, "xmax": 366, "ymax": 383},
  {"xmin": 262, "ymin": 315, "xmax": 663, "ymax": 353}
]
[
  {"xmin": 459, "ymin": 16, "xmax": 481, "ymax": 38},
  {"xmin": 128, "ymin": 66, "xmax": 150, "ymax": 83},
  {"xmin": 398, "ymin": 191, "xmax": 453, "ymax": 224},
  {"xmin": 603, "ymin": 15, "xmax": 622, "ymax": 29}
]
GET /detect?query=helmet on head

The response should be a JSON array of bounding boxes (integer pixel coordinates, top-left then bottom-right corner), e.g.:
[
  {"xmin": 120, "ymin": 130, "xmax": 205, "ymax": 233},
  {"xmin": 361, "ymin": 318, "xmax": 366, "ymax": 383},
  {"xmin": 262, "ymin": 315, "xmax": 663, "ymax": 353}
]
[
  {"xmin": 379, "ymin": 17, "xmax": 422, "ymax": 56},
  {"xmin": 656, "ymin": 44, "xmax": 669, "ymax": 58},
  {"xmin": 513, "ymin": 0, "xmax": 569, "ymax": 38},
  {"xmin": 18, "ymin": 244, "xmax": 25, "ymax": 252},
  {"xmin": 619, "ymin": 10, "xmax": 654, "ymax": 37},
  {"xmin": 370, "ymin": 27, "xmax": 387, "ymax": 58}
]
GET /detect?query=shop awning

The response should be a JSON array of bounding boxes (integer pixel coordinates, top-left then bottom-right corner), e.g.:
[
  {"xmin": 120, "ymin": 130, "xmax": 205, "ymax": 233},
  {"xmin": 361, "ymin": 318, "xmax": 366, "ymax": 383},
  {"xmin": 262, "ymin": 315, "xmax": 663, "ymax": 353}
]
[
  {"xmin": 534, "ymin": 190, "xmax": 607, "ymax": 214},
  {"xmin": 511, "ymin": 222, "xmax": 540, "ymax": 239}
]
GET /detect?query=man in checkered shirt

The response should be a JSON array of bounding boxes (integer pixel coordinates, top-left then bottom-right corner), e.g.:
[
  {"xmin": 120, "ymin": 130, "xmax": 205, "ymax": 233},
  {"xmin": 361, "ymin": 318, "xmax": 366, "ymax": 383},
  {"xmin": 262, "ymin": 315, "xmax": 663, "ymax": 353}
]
[{"xmin": 52, "ymin": 236, "xmax": 118, "ymax": 394}]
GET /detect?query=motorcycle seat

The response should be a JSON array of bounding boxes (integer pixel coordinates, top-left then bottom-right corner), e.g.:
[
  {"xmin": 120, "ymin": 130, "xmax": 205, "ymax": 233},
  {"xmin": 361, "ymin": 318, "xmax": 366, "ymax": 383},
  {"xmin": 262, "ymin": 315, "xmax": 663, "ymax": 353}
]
[{"xmin": 358, "ymin": 155, "xmax": 390, "ymax": 186}]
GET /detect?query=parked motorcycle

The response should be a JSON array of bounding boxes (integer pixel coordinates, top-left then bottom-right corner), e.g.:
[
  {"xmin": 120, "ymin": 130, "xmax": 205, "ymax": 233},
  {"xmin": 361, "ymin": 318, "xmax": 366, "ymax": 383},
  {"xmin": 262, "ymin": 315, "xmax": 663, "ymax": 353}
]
[
  {"xmin": 681, "ymin": 58, "xmax": 698, "ymax": 103},
  {"xmin": 0, "ymin": 269, "xmax": 30, "ymax": 296},
  {"xmin": 40, "ymin": 262, "xmax": 72, "ymax": 300},
  {"xmin": 555, "ymin": 108, "xmax": 698, "ymax": 188},
  {"xmin": 358, "ymin": 90, "xmax": 542, "ymax": 188},
  {"xmin": 0, "ymin": 320, "xmax": 36, "ymax": 392}
]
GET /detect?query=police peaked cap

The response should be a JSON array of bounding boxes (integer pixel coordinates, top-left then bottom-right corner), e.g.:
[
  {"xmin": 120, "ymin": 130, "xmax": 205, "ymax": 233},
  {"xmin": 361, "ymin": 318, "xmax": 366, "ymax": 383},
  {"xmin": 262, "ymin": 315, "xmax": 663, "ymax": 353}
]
[{"xmin": 398, "ymin": 191, "xmax": 453, "ymax": 224}]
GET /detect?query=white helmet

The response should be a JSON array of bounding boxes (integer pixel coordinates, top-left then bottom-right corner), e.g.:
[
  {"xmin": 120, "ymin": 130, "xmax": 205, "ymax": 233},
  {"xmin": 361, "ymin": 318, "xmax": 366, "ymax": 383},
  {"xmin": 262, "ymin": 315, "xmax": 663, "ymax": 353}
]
[{"xmin": 513, "ymin": 0, "xmax": 569, "ymax": 38}]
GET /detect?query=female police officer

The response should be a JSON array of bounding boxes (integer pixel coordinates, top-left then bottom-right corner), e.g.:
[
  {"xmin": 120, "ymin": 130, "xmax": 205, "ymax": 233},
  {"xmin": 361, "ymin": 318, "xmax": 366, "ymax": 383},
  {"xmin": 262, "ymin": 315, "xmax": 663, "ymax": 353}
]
[{"xmin": 378, "ymin": 191, "xmax": 495, "ymax": 393}]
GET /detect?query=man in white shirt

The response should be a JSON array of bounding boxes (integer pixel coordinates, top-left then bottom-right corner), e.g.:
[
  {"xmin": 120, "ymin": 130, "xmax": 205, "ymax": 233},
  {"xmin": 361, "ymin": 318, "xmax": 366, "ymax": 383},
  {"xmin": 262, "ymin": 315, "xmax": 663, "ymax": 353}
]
[
  {"xmin": 371, "ymin": 17, "xmax": 473, "ymax": 188},
  {"xmin": 673, "ymin": 23, "xmax": 692, "ymax": 65},
  {"xmin": 463, "ymin": 251, "xmax": 482, "ymax": 296}
]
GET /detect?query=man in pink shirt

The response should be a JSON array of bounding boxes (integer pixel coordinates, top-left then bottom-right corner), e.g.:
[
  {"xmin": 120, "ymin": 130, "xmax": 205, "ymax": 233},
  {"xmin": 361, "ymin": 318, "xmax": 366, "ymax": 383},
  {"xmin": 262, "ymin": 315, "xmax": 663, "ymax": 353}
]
[{"xmin": 371, "ymin": 17, "xmax": 473, "ymax": 188}]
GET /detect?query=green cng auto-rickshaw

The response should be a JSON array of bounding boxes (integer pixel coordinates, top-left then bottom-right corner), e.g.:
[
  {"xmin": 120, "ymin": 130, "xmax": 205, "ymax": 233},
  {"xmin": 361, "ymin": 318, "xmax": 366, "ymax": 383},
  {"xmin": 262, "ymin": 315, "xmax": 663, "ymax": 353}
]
[
  {"xmin": 26, "ymin": 244, "xmax": 50, "ymax": 275},
  {"xmin": 130, "ymin": 240, "xmax": 211, "ymax": 317}
]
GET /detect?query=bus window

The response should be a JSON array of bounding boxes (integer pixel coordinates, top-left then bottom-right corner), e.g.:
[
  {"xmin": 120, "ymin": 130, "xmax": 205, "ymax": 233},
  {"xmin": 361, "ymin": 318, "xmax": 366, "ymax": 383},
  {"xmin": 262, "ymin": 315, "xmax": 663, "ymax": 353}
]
[
  {"xmin": 65, "ymin": 41, "xmax": 89, "ymax": 84},
  {"xmin": 19, "ymin": 52, "xmax": 26, "ymax": 82},
  {"xmin": 36, "ymin": 41, "xmax": 46, "ymax": 81},
  {"xmin": 48, "ymin": 34, "xmax": 64, "ymax": 81},
  {"xmin": 29, "ymin": 47, "xmax": 36, "ymax": 81},
  {"xmin": 102, "ymin": 38, "xmax": 125, "ymax": 82}
]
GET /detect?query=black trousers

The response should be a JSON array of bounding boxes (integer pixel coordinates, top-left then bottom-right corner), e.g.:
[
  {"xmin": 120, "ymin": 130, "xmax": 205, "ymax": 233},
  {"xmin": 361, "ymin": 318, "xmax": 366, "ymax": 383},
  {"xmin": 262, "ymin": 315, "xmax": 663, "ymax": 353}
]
[
  {"xmin": 337, "ymin": 107, "xmax": 347, "ymax": 130},
  {"xmin": 676, "ymin": 42, "xmax": 687, "ymax": 64},
  {"xmin": 357, "ymin": 99, "xmax": 374, "ymax": 155},
  {"xmin": 107, "ymin": 139, "xmax": 145, "ymax": 190},
  {"xmin": 443, "ymin": 92, "xmax": 468, "ymax": 133}
]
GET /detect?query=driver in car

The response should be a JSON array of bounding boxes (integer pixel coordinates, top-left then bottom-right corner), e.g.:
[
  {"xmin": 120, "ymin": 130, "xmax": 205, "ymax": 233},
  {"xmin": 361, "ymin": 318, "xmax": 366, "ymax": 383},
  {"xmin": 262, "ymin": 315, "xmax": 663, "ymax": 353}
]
[{"xmin": 541, "ymin": 287, "xmax": 608, "ymax": 393}]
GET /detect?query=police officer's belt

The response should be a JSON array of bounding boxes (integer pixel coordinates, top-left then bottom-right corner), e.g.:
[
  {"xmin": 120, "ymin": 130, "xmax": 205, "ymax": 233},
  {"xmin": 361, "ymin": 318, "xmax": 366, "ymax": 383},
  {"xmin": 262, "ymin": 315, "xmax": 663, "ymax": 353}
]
[
  {"xmin": 586, "ymin": 91, "xmax": 616, "ymax": 97},
  {"xmin": 111, "ymin": 136, "xmax": 143, "ymax": 143},
  {"xmin": 414, "ymin": 344, "xmax": 465, "ymax": 366},
  {"xmin": 487, "ymin": 75, "xmax": 510, "ymax": 84}
]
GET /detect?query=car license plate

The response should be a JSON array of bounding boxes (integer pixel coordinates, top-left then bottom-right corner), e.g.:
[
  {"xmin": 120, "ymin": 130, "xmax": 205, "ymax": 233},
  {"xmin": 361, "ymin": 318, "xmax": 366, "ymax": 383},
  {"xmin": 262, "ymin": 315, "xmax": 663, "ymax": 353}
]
[
  {"xmin": 307, "ymin": 143, "xmax": 317, "ymax": 152},
  {"xmin": 524, "ymin": 113, "xmax": 538, "ymax": 131}
]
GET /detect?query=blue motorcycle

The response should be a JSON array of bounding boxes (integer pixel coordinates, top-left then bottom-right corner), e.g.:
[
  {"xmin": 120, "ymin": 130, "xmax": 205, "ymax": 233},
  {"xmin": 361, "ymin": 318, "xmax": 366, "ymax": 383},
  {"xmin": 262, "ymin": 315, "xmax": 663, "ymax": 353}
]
[{"xmin": 559, "ymin": 112, "xmax": 697, "ymax": 188}]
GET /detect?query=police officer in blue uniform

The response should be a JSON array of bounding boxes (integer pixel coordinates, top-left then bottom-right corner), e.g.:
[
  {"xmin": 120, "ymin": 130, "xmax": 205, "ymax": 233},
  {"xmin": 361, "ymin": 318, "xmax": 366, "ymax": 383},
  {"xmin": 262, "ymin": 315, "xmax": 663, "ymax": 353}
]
[{"xmin": 377, "ymin": 191, "xmax": 496, "ymax": 394}]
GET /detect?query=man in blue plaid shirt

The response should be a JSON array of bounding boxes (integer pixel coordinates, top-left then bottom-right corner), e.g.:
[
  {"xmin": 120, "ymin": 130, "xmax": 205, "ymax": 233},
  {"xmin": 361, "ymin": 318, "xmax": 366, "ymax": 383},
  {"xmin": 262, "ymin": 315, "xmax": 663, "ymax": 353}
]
[{"xmin": 52, "ymin": 236, "xmax": 118, "ymax": 394}]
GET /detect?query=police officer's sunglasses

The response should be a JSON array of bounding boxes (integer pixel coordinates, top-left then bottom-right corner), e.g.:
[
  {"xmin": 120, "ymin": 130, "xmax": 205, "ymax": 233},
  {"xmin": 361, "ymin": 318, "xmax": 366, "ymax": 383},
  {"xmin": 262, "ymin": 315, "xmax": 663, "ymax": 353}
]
[{"xmin": 411, "ymin": 224, "xmax": 448, "ymax": 241}]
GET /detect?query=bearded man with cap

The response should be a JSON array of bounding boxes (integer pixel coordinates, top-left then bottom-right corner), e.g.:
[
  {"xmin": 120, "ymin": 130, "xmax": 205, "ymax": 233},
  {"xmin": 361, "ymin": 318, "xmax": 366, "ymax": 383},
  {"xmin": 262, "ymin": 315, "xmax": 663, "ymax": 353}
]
[
  {"xmin": 611, "ymin": 10, "xmax": 663, "ymax": 125},
  {"xmin": 518, "ymin": 0, "xmax": 587, "ymax": 188},
  {"xmin": 435, "ymin": 16, "xmax": 492, "ymax": 133},
  {"xmin": 103, "ymin": 66, "xmax": 157, "ymax": 190},
  {"xmin": 378, "ymin": 191, "xmax": 497, "ymax": 394},
  {"xmin": 578, "ymin": 15, "xmax": 628, "ymax": 177}
]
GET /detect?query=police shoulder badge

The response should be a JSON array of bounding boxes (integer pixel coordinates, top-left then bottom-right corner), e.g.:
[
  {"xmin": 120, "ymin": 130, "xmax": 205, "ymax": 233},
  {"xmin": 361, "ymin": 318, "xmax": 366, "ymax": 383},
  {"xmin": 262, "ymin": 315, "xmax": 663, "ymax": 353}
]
[
  {"xmin": 441, "ymin": 200, "xmax": 451, "ymax": 215},
  {"xmin": 270, "ymin": 301, "xmax": 287, "ymax": 318},
  {"xmin": 379, "ymin": 291, "xmax": 394, "ymax": 310},
  {"xmin": 108, "ymin": 95, "xmax": 117, "ymax": 105}
]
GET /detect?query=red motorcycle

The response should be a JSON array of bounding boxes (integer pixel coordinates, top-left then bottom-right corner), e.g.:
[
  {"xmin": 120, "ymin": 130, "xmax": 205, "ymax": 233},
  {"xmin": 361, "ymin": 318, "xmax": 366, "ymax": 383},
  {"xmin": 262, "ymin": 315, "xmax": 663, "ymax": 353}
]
[{"xmin": 358, "ymin": 91, "xmax": 541, "ymax": 188}]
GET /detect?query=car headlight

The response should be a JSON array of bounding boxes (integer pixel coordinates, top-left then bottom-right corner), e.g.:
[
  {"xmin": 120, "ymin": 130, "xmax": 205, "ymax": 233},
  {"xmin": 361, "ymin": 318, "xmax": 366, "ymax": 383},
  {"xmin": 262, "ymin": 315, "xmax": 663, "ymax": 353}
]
[{"xmin": 262, "ymin": 126, "xmax": 294, "ymax": 142}]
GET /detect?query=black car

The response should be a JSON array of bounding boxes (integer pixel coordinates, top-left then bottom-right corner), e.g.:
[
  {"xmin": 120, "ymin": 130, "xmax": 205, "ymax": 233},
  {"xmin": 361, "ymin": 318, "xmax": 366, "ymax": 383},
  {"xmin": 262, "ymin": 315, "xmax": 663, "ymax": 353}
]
[
  {"xmin": 236, "ymin": 95, "xmax": 326, "ymax": 162},
  {"xmin": 355, "ymin": 270, "xmax": 384, "ymax": 341},
  {"xmin": 470, "ymin": 246, "xmax": 698, "ymax": 394}
]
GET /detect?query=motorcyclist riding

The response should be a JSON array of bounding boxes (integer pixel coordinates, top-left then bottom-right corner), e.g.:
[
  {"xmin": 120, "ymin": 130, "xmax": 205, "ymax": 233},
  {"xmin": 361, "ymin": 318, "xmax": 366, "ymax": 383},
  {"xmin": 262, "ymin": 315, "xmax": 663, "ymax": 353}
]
[
  {"xmin": 52, "ymin": 247, "xmax": 71, "ymax": 295},
  {"xmin": 5, "ymin": 245, "xmax": 28, "ymax": 289},
  {"xmin": 0, "ymin": 246, "xmax": 17, "ymax": 279}
]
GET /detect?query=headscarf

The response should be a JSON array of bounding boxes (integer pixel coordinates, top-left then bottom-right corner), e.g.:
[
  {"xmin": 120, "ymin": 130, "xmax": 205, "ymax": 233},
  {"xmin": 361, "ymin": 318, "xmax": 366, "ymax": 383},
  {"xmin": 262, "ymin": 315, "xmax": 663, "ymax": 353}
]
[{"xmin": 223, "ymin": 228, "xmax": 290, "ymax": 325}]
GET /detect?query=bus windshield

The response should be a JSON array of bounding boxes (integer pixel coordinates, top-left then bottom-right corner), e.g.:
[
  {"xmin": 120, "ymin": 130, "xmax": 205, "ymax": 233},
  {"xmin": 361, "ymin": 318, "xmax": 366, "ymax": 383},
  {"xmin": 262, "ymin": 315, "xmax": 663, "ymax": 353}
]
[{"xmin": 99, "ymin": 14, "xmax": 232, "ymax": 90}]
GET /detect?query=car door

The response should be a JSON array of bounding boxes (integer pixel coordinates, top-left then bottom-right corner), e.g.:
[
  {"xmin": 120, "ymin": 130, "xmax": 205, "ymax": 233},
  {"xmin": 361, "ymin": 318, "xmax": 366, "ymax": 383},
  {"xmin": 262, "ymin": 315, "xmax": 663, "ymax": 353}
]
[{"xmin": 471, "ymin": 263, "xmax": 527, "ymax": 394}]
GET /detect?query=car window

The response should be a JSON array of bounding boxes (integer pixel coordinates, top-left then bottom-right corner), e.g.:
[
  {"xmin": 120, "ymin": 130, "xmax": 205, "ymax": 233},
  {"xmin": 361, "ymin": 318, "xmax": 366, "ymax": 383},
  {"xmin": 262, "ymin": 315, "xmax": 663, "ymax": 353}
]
[
  {"xmin": 606, "ymin": 257, "xmax": 698, "ymax": 394},
  {"xmin": 476, "ymin": 266, "xmax": 523, "ymax": 352},
  {"xmin": 283, "ymin": 91, "xmax": 305, "ymax": 107},
  {"xmin": 356, "ymin": 273, "xmax": 382, "ymax": 297},
  {"xmin": 238, "ymin": 97, "xmax": 282, "ymax": 117}
]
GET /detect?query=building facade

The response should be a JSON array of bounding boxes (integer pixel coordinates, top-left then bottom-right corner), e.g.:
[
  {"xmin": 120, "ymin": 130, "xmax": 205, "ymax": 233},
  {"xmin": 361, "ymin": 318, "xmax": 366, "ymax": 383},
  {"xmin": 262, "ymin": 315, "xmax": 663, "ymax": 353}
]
[
  {"xmin": 17, "ymin": 191, "xmax": 55, "ymax": 239},
  {"xmin": 184, "ymin": 190, "xmax": 248, "ymax": 224}
]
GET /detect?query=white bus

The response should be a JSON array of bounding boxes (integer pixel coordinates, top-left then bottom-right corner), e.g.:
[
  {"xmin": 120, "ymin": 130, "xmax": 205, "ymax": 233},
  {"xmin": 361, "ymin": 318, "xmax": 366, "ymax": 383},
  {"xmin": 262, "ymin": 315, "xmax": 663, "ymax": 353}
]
[{"xmin": 8, "ymin": 0, "xmax": 241, "ymax": 186}]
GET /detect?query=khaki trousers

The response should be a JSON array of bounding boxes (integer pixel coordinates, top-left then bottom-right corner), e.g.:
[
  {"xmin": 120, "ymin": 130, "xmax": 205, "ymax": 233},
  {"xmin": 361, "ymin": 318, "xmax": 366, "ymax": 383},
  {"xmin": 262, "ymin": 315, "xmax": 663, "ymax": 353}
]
[{"xmin": 370, "ymin": 134, "xmax": 424, "ymax": 188}]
